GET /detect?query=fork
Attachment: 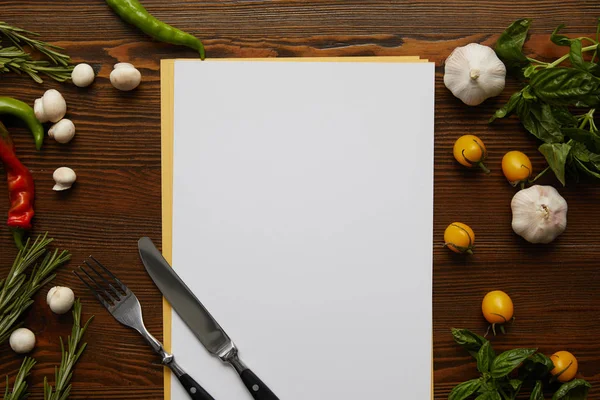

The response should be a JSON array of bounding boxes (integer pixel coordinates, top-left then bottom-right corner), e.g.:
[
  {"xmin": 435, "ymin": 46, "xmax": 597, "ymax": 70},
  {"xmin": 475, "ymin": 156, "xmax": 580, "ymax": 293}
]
[{"xmin": 74, "ymin": 256, "xmax": 215, "ymax": 400}]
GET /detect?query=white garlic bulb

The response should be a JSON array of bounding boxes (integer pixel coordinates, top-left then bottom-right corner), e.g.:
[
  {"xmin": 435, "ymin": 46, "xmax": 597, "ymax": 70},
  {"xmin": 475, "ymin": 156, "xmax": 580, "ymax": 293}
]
[
  {"xmin": 444, "ymin": 43, "xmax": 507, "ymax": 106},
  {"xmin": 511, "ymin": 185, "xmax": 568, "ymax": 244}
]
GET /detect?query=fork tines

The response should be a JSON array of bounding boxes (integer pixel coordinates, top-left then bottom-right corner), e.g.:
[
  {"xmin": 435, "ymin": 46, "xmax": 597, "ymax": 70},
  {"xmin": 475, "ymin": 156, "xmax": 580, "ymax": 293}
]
[{"xmin": 74, "ymin": 256, "xmax": 128, "ymax": 310}]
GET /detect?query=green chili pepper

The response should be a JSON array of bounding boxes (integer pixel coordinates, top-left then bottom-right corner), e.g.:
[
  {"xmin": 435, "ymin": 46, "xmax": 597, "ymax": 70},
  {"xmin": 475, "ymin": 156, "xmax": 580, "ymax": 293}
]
[
  {"xmin": 0, "ymin": 97, "xmax": 45, "ymax": 150},
  {"xmin": 105, "ymin": 0, "xmax": 206, "ymax": 59}
]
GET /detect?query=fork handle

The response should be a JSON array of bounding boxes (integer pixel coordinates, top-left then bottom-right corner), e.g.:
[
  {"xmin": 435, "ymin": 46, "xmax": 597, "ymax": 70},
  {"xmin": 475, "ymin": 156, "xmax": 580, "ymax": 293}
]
[{"xmin": 177, "ymin": 373, "xmax": 215, "ymax": 400}]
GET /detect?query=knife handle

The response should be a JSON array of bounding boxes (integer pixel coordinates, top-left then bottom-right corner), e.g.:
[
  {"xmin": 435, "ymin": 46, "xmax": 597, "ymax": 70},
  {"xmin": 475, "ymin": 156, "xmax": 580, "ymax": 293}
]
[
  {"xmin": 177, "ymin": 373, "xmax": 215, "ymax": 400},
  {"xmin": 240, "ymin": 369, "xmax": 279, "ymax": 400}
]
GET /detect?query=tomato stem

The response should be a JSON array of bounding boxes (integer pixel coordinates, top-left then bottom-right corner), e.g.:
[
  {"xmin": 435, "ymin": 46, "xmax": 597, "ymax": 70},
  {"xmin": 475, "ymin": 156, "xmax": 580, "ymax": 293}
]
[{"xmin": 476, "ymin": 162, "xmax": 491, "ymax": 174}]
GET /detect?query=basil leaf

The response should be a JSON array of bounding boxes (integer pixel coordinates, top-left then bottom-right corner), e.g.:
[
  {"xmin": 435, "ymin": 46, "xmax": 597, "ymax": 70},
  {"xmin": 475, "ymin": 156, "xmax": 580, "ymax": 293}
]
[
  {"xmin": 551, "ymin": 106, "xmax": 578, "ymax": 128},
  {"xmin": 449, "ymin": 378, "xmax": 482, "ymax": 400},
  {"xmin": 552, "ymin": 379, "xmax": 591, "ymax": 400},
  {"xmin": 490, "ymin": 90, "xmax": 524, "ymax": 122},
  {"xmin": 519, "ymin": 353, "xmax": 555, "ymax": 380},
  {"xmin": 477, "ymin": 341, "xmax": 496, "ymax": 373},
  {"xmin": 475, "ymin": 391, "xmax": 502, "ymax": 400},
  {"xmin": 530, "ymin": 68, "xmax": 600, "ymax": 108},
  {"xmin": 517, "ymin": 101, "xmax": 564, "ymax": 143},
  {"xmin": 539, "ymin": 142, "xmax": 572, "ymax": 186},
  {"xmin": 569, "ymin": 40, "xmax": 600, "ymax": 75},
  {"xmin": 575, "ymin": 157, "xmax": 600, "ymax": 179},
  {"xmin": 530, "ymin": 380, "xmax": 544, "ymax": 400},
  {"xmin": 551, "ymin": 24, "xmax": 572, "ymax": 46},
  {"xmin": 563, "ymin": 127, "xmax": 600, "ymax": 153},
  {"xmin": 451, "ymin": 328, "xmax": 488, "ymax": 355},
  {"xmin": 495, "ymin": 19, "xmax": 532, "ymax": 71},
  {"xmin": 490, "ymin": 348, "xmax": 537, "ymax": 378},
  {"xmin": 509, "ymin": 379, "xmax": 522, "ymax": 391}
]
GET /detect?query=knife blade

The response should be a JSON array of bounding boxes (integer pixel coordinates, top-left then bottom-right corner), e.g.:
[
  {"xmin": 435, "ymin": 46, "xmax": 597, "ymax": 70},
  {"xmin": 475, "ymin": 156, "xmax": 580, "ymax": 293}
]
[{"xmin": 138, "ymin": 237, "xmax": 280, "ymax": 400}]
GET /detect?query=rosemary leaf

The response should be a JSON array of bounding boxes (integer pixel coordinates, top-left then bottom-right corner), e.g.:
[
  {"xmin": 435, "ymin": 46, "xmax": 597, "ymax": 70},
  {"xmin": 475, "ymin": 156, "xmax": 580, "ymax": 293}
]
[
  {"xmin": 0, "ymin": 21, "xmax": 73, "ymax": 83},
  {"xmin": 43, "ymin": 299, "xmax": 93, "ymax": 400},
  {"xmin": 0, "ymin": 234, "xmax": 71, "ymax": 344},
  {"xmin": 2, "ymin": 356, "xmax": 36, "ymax": 400}
]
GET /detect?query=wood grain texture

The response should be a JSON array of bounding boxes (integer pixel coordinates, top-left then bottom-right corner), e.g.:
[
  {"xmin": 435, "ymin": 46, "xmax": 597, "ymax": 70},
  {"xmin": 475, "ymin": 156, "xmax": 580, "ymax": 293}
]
[{"xmin": 0, "ymin": 1, "xmax": 599, "ymax": 399}]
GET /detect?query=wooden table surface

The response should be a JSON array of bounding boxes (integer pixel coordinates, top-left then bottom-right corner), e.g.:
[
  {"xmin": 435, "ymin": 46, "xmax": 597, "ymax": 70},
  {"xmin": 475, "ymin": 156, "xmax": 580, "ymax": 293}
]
[{"xmin": 1, "ymin": 1, "xmax": 599, "ymax": 399}]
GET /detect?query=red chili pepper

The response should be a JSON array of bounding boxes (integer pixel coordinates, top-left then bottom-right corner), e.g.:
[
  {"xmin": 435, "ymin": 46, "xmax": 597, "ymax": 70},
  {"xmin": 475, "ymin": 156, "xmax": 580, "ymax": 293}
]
[{"xmin": 0, "ymin": 121, "xmax": 35, "ymax": 249}]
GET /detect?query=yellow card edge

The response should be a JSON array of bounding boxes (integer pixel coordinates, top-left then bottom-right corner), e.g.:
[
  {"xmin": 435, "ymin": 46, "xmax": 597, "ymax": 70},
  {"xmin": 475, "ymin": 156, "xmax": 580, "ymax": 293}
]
[{"xmin": 160, "ymin": 57, "xmax": 433, "ymax": 400}]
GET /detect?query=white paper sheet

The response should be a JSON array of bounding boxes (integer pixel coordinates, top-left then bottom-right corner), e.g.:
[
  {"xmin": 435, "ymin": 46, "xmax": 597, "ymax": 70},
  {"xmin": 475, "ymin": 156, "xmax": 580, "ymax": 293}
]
[{"xmin": 170, "ymin": 59, "xmax": 434, "ymax": 400}]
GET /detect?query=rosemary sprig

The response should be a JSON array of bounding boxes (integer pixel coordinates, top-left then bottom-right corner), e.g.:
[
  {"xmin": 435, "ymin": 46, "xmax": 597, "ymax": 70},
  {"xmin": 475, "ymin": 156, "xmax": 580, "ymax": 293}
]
[
  {"xmin": 0, "ymin": 21, "xmax": 73, "ymax": 83},
  {"xmin": 3, "ymin": 357, "xmax": 36, "ymax": 400},
  {"xmin": 0, "ymin": 233, "xmax": 71, "ymax": 344},
  {"xmin": 44, "ymin": 299, "xmax": 93, "ymax": 400}
]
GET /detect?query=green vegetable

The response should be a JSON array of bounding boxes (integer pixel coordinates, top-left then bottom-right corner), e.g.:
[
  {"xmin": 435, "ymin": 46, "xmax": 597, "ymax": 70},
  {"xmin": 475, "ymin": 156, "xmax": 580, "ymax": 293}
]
[
  {"xmin": 0, "ymin": 21, "xmax": 73, "ymax": 83},
  {"xmin": 43, "ymin": 299, "xmax": 93, "ymax": 400},
  {"xmin": 491, "ymin": 18, "xmax": 600, "ymax": 185},
  {"xmin": 552, "ymin": 379, "xmax": 592, "ymax": 400},
  {"xmin": 0, "ymin": 233, "xmax": 70, "ymax": 344},
  {"xmin": 3, "ymin": 357, "xmax": 36, "ymax": 400},
  {"xmin": 105, "ymin": 0, "xmax": 205, "ymax": 59},
  {"xmin": 530, "ymin": 381, "xmax": 544, "ymax": 400},
  {"xmin": 0, "ymin": 96, "xmax": 45, "ymax": 150},
  {"xmin": 448, "ymin": 328, "xmax": 592, "ymax": 400}
]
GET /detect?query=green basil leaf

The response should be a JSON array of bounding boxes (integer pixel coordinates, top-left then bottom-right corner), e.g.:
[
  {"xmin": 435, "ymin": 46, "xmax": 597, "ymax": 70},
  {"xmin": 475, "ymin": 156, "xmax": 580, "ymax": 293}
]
[
  {"xmin": 490, "ymin": 348, "xmax": 537, "ymax": 378},
  {"xmin": 551, "ymin": 106, "xmax": 578, "ymax": 128},
  {"xmin": 569, "ymin": 40, "xmax": 600, "ymax": 75},
  {"xmin": 477, "ymin": 341, "xmax": 496, "ymax": 373},
  {"xmin": 563, "ymin": 127, "xmax": 600, "ymax": 153},
  {"xmin": 530, "ymin": 68, "xmax": 600, "ymax": 108},
  {"xmin": 451, "ymin": 328, "xmax": 488, "ymax": 355},
  {"xmin": 509, "ymin": 378, "xmax": 523, "ymax": 392},
  {"xmin": 475, "ymin": 391, "xmax": 502, "ymax": 400},
  {"xmin": 551, "ymin": 24, "xmax": 572, "ymax": 46},
  {"xmin": 530, "ymin": 380, "xmax": 544, "ymax": 400},
  {"xmin": 539, "ymin": 142, "xmax": 572, "ymax": 186},
  {"xmin": 575, "ymin": 157, "xmax": 600, "ymax": 179},
  {"xmin": 552, "ymin": 379, "xmax": 591, "ymax": 400},
  {"xmin": 495, "ymin": 18, "xmax": 532, "ymax": 71},
  {"xmin": 449, "ymin": 378, "xmax": 482, "ymax": 400},
  {"xmin": 490, "ymin": 90, "xmax": 524, "ymax": 122},
  {"xmin": 517, "ymin": 101, "xmax": 564, "ymax": 143}
]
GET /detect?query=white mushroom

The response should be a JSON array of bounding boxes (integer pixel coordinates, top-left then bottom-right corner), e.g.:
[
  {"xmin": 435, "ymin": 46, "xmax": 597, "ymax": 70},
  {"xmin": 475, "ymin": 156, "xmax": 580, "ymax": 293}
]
[
  {"xmin": 9, "ymin": 328, "xmax": 36, "ymax": 354},
  {"xmin": 34, "ymin": 89, "xmax": 67, "ymax": 123},
  {"xmin": 71, "ymin": 63, "xmax": 95, "ymax": 87},
  {"xmin": 53, "ymin": 167, "xmax": 77, "ymax": 191},
  {"xmin": 47, "ymin": 286, "xmax": 75, "ymax": 314},
  {"xmin": 110, "ymin": 62, "xmax": 141, "ymax": 91},
  {"xmin": 48, "ymin": 119, "xmax": 76, "ymax": 144},
  {"xmin": 34, "ymin": 98, "xmax": 49, "ymax": 123}
]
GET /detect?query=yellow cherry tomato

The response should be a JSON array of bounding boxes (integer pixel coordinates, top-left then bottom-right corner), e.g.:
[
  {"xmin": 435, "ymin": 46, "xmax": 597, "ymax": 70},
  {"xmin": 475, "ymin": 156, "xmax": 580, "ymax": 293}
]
[
  {"xmin": 550, "ymin": 351, "xmax": 578, "ymax": 382},
  {"xmin": 444, "ymin": 222, "xmax": 475, "ymax": 254},
  {"xmin": 502, "ymin": 151, "xmax": 532, "ymax": 184},
  {"xmin": 453, "ymin": 135, "xmax": 490, "ymax": 173},
  {"xmin": 482, "ymin": 290, "xmax": 514, "ymax": 332}
]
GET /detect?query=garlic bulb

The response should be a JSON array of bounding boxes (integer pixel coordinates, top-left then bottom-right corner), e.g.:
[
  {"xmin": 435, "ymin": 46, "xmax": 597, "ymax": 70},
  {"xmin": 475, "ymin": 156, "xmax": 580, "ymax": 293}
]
[
  {"xmin": 444, "ymin": 43, "xmax": 506, "ymax": 106},
  {"xmin": 511, "ymin": 185, "xmax": 568, "ymax": 244}
]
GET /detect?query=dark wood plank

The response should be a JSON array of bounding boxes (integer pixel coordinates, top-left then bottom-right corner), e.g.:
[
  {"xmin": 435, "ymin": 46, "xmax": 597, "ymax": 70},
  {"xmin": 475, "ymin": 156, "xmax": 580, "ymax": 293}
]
[{"xmin": 0, "ymin": 1, "xmax": 599, "ymax": 399}]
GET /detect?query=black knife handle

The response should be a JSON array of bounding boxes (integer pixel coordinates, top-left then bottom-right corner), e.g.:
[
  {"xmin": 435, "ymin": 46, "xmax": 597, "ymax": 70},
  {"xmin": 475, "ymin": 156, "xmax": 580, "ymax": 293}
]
[
  {"xmin": 177, "ymin": 373, "xmax": 215, "ymax": 400},
  {"xmin": 240, "ymin": 369, "xmax": 279, "ymax": 400}
]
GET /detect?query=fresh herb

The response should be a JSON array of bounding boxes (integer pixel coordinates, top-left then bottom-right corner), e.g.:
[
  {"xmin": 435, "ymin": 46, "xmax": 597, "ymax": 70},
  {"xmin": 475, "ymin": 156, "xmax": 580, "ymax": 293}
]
[
  {"xmin": 0, "ymin": 21, "xmax": 73, "ymax": 83},
  {"xmin": 0, "ymin": 233, "xmax": 71, "ymax": 344},
  {"xmin": 490, "ymin": 18, "xmax": 600, "ymax": 186},
  {"xmin": 2, "ymin": 357, "xmax": 36, "ymax": 400},
  {"xmin": 449, "ymin": 328, "xmax": 592, "ymax": 399},
  {"xmin": 43, "ymin": 299, "xmax": 93, "ymax": 400}
]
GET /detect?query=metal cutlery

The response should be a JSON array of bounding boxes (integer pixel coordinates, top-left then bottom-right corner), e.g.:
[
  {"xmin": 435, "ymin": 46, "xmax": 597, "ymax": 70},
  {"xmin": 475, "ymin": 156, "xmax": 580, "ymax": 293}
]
[
  {"xmin": 138, "ymin": 237, "xmax": 279, "ymax": 400},
  {"xmin": 74, "ymin": 256, "xmax": 215, "ymax": 400}
]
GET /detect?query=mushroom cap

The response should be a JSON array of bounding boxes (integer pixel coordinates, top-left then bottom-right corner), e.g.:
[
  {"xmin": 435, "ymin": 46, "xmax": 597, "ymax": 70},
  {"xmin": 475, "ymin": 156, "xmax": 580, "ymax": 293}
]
[
  {"xmin": 71, "ymin": 63, "xmax": 95, "ymax": 87},
  {"xmin": 41, "ymin": 89, "xmax": 67, "ymax": 123}
]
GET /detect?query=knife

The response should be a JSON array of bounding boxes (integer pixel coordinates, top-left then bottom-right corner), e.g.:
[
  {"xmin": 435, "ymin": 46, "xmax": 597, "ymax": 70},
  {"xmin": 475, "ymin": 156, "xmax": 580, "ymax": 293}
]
[{"xmin": 138, "ymin": 237, "xmax": 280, "ymax": 400}]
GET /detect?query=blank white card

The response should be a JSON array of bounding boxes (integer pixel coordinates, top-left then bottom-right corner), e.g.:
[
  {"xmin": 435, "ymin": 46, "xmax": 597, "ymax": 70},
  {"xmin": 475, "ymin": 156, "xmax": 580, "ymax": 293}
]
[{"xmin": 170, "ymin": 59, "xmax": 434, "ymax": 399}]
